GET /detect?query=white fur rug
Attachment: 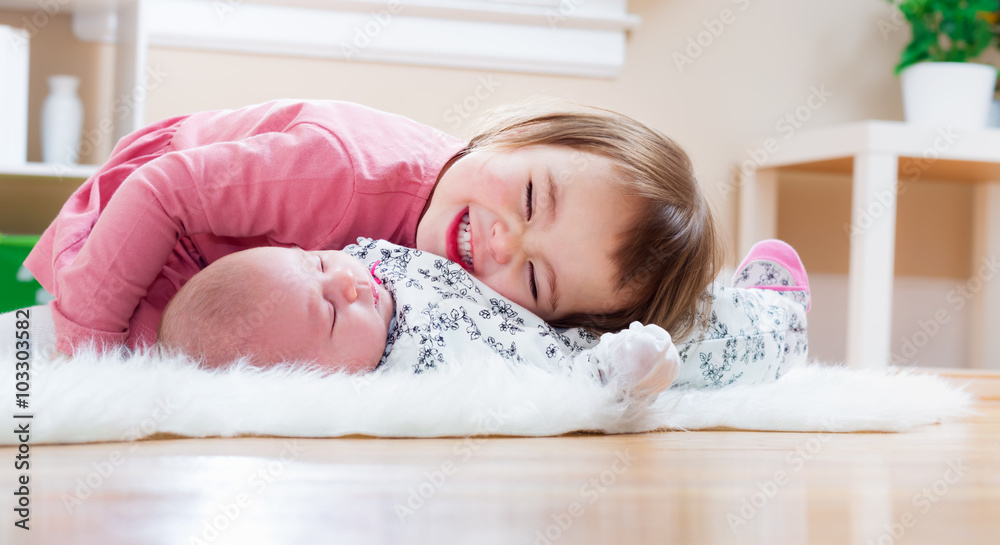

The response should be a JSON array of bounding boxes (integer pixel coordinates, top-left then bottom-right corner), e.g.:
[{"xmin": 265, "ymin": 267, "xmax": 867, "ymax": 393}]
[{"xmin": 0, "ymin": 344, "xmax": 976, "ymax": 445}]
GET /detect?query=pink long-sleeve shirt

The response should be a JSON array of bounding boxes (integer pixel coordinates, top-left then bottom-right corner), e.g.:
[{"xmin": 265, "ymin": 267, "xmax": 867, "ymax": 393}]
[{"xmin": 25, "ymin": 100, "xmax": 466, "ymax": 354}]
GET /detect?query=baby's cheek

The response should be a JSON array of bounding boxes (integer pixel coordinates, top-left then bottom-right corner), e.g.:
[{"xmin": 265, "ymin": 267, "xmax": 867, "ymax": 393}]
[{"xmin": 334, "ymin": 355, "xmax": 380, "ymax": 375}]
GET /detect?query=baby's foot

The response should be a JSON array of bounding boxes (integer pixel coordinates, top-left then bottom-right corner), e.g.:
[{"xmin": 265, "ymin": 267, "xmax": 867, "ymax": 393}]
[
  {"xmin": 592, "ymin": 322, "xmax": 679, "ymax": 402},
  {"xmin": 732, "ymin": 239, "xmax": 811, "ymax": 311}
]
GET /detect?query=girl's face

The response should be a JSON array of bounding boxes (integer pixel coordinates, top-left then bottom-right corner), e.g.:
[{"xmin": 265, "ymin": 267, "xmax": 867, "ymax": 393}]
[
  {"xmin": 235, "ymin": 247, "xmax": 393, "ymax": 373},
  {"xmin": 416, "ymin": 144, "xmax": 639, "ymax": 323}
]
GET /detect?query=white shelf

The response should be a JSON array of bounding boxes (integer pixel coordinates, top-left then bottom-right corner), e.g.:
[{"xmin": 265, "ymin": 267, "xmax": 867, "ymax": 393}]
[
  {"xmin": 0, "ymin": 162, "xmax": 98, "ymax": 180},
  {"xmin": 0, "ymin": 162, "xmax": 94, "ymax": 234},
  {"xmin": 755, "ymin": 120, "xmax": 1000, "ymax": 169}
]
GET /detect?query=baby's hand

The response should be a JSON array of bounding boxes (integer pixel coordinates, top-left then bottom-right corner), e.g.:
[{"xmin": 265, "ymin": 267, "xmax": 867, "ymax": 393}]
[{"xmin": 593, "ymin": 321, "xmax": 680, "ymax": 401}]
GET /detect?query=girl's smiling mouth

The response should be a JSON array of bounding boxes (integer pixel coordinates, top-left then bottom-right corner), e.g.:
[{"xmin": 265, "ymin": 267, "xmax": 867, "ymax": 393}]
[{"xmin": 446, "ymin": 207, "xmax": 475, "ymax": 272}]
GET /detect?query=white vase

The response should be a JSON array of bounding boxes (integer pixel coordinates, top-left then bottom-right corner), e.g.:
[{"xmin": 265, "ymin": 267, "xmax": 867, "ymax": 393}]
[
  {"xmin": 900, "ymin": 62, "xmax": 998, "ymax": 128},
  {"xmin": 41, "ymin": 75, "xmax": 83, "ymax": 166}
]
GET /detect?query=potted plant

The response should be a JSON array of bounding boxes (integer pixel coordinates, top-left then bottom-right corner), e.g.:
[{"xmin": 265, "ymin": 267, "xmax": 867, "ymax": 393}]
[{"xmin": 891, "ymin": 0, "xmax": 1000, "ymax": 127}]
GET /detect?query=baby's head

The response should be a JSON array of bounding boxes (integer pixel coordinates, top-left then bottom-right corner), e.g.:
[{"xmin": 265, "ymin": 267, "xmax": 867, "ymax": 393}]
[
  {"xmin": 158, "ymin": 246, "xmax": 393, "ymax": 372},
  {"xmin": 417, "ymin": 99, "xmax": 720, "ymax": 339}
]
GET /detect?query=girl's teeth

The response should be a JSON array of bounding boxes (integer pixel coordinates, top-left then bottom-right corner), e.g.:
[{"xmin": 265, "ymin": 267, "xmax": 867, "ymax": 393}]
[{"xmin": 458, "ymin": 212, "xmax": 473, "ymax": 267}]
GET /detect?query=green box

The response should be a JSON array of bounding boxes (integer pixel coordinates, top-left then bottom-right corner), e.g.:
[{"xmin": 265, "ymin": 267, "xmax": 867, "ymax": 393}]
[{"xmin": 0, "ymin": 234, "xmax": 50, "ymax": 314}]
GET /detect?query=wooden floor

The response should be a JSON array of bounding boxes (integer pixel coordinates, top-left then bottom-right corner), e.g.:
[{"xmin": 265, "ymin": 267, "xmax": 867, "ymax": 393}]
[{"xmin": 3, "ymin": 368, "xmax": 999, "ymax": 545}]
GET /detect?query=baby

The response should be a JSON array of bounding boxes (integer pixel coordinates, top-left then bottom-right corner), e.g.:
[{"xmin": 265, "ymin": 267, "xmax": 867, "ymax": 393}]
[
  {"xmin": 158, "ymin": 246, "xmax": 394, "ymax": 375},
  {"xmin": 158, "ymin": 239, "xmax": 681, "ymax": 399}
]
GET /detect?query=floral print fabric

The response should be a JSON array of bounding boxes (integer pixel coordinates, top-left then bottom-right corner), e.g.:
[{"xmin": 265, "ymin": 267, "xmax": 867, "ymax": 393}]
[
  {"xmin": 673, "ymin": 283, "xmax": 808, "ymax": 389},
  {"xmin": 344, "ymin": 238, "xmax": 600, "ymax": 377},
  {"xmin": 344, "ymin": 238, "xmax": 808, "ymax": 390}
]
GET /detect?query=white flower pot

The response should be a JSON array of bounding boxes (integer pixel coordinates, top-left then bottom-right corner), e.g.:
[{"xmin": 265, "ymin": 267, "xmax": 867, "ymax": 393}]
[
  {"xmin": 988, "ymin": 99, "xmax": 1000, "ymax": 128},
  {"xmin": 900, "ymin": 62, "xmax": 998, "ymax": 128}
]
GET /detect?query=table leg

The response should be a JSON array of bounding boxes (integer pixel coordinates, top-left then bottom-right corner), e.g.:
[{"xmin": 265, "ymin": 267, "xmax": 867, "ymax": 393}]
[
  {"xmin": 738, "ymin": 167, "xmax": 778, "ymax": 258},
  {"xmin": 970, "ymin": 182, "xmax": 1000, "ymax": 369},
  {"xmin": 847, "ymin": 153, "xmax": 898, "ymax": 369}
]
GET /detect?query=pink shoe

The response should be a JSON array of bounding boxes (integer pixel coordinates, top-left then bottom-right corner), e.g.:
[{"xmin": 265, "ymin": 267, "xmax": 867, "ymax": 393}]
[{"xmin": 732, "ymin": 239, "xmax": 811, "ymax": 312}]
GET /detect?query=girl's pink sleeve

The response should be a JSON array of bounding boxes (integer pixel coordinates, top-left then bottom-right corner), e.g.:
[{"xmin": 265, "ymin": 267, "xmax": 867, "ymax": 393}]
[{"xmin": 52, "ymin": 123, "xmax": 353, "ymax": 354}]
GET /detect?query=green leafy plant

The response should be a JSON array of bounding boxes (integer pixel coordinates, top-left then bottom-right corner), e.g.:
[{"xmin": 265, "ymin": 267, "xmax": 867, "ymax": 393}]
[{"xmin": 892, "ymin": 0, "xmax": 1000, "ymax": 74}]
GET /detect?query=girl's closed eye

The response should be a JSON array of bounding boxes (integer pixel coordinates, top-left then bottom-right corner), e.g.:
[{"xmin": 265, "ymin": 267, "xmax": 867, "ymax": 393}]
[
  {"xmin": 524, "ymin": 179, "xmax": 534, "ymax": 220},
  {"xmin": 528, "ymin": 262, "xmax": 538, "ymax": 300},
  {"xmin": 525, "ymin": 178, "xmax": 538, "ymax": 300}
]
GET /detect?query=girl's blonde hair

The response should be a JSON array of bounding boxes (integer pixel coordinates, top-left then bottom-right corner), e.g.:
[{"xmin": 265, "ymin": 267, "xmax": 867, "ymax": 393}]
[{"xmin": 463, "ymin": 98, "xmax": 721, "ymax": 340}]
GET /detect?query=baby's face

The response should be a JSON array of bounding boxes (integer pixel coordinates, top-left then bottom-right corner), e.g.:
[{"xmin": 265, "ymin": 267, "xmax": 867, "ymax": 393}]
[{"xmin": 235, "ymin": 246, "xmax": 393, "ymax": 373}]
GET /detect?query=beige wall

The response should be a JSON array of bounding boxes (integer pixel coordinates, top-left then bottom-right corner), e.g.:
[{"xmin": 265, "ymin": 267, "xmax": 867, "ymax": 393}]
[
  {"xmin": 1, "ymin": 0, "xmax": 975, "ymax": 278},
  {"xmin": 778, "ymin": 171, "xmax": 975, "ymax": 278}
]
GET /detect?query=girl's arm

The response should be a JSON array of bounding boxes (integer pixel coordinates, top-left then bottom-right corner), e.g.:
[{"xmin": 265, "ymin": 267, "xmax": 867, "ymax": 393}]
[{"xmin": 51, "ymin": 123, "xmax": 355, "ymax": 354}]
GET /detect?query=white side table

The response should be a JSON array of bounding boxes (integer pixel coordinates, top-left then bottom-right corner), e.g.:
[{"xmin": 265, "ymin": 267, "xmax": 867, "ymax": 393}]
[{"xmin": 738, "ymin": 121, "xmax": 1000, "ymax": 369}]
